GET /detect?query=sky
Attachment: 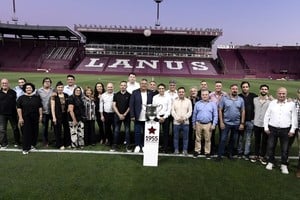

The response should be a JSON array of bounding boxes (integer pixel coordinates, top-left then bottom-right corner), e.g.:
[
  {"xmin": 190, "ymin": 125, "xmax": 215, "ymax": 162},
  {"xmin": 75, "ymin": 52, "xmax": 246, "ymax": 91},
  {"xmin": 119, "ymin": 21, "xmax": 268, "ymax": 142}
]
[{"xmin": 1, "ymin": 0, "xmax": 300, "ymax": 48}]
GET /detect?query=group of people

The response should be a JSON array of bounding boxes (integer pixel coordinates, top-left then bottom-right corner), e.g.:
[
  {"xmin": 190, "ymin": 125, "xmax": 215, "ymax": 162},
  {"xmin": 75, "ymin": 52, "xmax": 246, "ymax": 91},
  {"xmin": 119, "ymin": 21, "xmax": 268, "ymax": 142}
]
[{"xmin": 0, "ymin": 73, "xmax": 299, "ymax": 177}]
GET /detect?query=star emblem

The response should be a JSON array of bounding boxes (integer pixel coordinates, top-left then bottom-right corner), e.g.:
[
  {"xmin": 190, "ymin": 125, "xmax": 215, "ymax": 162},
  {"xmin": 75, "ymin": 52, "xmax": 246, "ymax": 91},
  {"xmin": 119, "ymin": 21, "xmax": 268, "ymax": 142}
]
[{"xmin": 148, "ymin": 126, "xmax": 156, "ymax": 134}]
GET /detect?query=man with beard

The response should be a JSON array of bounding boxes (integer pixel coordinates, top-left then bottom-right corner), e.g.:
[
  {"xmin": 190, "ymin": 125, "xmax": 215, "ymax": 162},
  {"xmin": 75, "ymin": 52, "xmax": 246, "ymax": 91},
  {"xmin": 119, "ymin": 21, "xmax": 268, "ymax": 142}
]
[
  {"xmin": 216, "ymin": 84, "xmax": 245, "ymax": 161},
  {"xmin": 111, "ymin": 81, "xmax": 131, "ymax": 152},
  {"xmin": 37, "ymin": 77, "xmax": 53, "ymax": 147},
  {"xmin": 237, "ymin": 81, "xmax": 258, "ymax": 160},
  {"xmin": 172, "ymin": 87, "xmax": 193, "ymax": 156},
  {"xmin": 250, "ymin": 84, "xmax": 273, "ymax": 164}
]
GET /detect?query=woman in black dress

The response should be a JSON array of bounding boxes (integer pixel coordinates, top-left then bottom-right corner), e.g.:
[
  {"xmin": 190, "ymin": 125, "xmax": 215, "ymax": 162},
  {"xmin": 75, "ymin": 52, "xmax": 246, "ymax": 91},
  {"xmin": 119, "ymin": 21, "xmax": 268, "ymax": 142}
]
[{"xmin": 17, "ymin": 83, "xmax": 42, "ymax": 154}]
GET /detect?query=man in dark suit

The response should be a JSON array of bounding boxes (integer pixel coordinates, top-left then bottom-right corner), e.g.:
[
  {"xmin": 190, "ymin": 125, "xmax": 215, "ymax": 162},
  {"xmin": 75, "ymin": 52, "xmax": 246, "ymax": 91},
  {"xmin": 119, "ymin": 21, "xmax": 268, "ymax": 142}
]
[{"xmin": 129, "ymin": 78, "xmax": 154, "ymax": 153}]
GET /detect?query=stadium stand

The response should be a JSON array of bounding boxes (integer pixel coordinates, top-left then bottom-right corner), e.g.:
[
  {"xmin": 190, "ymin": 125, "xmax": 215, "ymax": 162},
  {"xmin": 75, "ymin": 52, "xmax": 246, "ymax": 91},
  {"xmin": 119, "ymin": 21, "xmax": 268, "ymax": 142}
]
[
  {"xmin": 74, "ymin": 25, "xmax": 221, "ymax": 77},
  {"xmin": 0, "ymin": 22, "xmax": 299, "ymax": 79},
  {"xmin": 217, "ymin": 46, "xmax": 300, "ymax": 79},
  {"xmin": 0, "ymin": 22, "xmax": 82, "ymax": 72}
]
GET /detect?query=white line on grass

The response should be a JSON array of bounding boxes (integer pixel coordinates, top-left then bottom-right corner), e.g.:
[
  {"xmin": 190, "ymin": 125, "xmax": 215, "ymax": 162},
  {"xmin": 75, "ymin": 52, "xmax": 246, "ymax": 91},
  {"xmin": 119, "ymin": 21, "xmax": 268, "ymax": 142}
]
[{"xmin": 0, "ymin": 148, "xmax": 298, "ymax": 159}]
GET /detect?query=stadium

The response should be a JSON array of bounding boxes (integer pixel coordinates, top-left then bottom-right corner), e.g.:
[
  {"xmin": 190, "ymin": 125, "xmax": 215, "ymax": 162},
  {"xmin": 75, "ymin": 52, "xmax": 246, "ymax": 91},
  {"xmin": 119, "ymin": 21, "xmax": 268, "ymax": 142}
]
[{"xmin": 1, "ymin": 1, "xmax": 300, "ymax": 199}]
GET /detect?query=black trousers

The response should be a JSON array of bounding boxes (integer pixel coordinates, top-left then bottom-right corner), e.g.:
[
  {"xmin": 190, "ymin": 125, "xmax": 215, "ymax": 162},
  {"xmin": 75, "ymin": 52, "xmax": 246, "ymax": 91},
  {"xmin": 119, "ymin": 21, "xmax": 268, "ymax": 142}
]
[
  {"xmin": 103, "ymin": 112, "xmax": 114, "ymax": 145},
  {"xmin": 22, "ymin": 113, "xmax": 39, "ymax": 151},
  {"xmin": 54, "ymin": 112, "xmax": 70, "ymax": 148}
]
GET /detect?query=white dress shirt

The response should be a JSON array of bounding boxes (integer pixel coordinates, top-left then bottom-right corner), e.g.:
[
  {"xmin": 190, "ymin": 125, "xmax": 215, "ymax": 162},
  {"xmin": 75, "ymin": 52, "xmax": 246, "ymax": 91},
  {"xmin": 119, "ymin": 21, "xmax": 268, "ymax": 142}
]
[
  {"xmin": 100, "ymin": 92, "xmax": 114, "ymax": 113},
  {"xmin": 152, "ymin": 93, "xmax": 172, "ymax": 119},
  {"xmin": 264, "ymin": 99, "xmax": 298, "ymax": 133},
  {"xmin": 126, "ymin": 82, "xmax": 140, "ymax": 94},
  {"xmin": 166, "ymin": 90, "xmax": 178, "ymax": 105}
]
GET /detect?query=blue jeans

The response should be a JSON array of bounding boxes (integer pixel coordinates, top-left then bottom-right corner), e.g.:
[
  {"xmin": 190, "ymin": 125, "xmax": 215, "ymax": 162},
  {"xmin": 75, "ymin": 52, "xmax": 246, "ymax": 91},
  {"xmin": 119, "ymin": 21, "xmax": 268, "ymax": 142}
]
[
  {"xmin": 113, "ymin": 114, "xmax": 130, "ymax": 146},
  {"xmin": 173, "ymin": 124, "xmax": 189, "ymax": 151},
  {"xmin": 238, "ymin": 120, "xmax": 254, "ymax": 155},
  {"xmin": 266, "ymin": 125, "xmax": 290, "ymax": 165},
  {"xmin": 218, "ymin": 124, "xmax": 239, "ymax": 157},
  {"xmin": 134, "ymin": 121, "xmax": 145, "ymax": 147}
]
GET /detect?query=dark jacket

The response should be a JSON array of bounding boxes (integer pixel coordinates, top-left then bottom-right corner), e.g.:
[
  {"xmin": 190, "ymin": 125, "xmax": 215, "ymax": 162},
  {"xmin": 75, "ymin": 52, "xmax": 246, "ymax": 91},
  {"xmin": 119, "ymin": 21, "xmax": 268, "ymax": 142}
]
[
  {"xmin": 52, "ymin": 93, "xmax": 69, "ymax": 123},
  {"xmin": 129, "ymin": 89, "xmax": 154, "ymax": 120}
]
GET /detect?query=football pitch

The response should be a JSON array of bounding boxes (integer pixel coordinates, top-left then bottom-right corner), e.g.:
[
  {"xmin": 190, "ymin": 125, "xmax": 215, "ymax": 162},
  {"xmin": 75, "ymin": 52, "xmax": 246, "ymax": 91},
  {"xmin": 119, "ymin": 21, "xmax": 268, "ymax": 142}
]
[{"xmin": 0, "ymin": 72, "xmax": 300, "ymax": 199}]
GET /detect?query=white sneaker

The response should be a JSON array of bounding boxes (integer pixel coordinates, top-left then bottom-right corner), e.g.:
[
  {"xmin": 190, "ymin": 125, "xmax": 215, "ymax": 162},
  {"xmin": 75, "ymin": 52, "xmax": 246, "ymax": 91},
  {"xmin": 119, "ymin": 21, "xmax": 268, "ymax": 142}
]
[
  {"xmin": 183, "ymin": 150, "xmax": 188, "ymax": 156},
  {"xmin": 60, "ymin": 146, "xmax": 65, "ymax": 150},
  {"xmin": 174, "ymin": 150, "xmax": 179, "ymax": 154},
  {"xmin": 30, "ymin": 146, "xmax": 37, "ymax": 151},
  {"xmin": 266, "ymin": 163, "xmax": 274, "ymax": 170},
  {"xmin": 280, "ymin": 164, "xmax": 289, "ymax": 174},
  {"xmin": 22, "ymin": 151, "xmax": 29, "ymax": 155},
  {"xmin": 134, "ymin": 146, "xmax": 140, "ymax": 153}
]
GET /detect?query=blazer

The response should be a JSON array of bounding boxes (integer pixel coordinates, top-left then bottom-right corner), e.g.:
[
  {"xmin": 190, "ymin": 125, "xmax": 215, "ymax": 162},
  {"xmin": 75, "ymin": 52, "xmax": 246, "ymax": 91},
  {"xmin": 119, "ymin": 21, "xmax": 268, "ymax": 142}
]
[{"xmin": 129, "ymin": 89, "xmax": 154, "ymax": 120}]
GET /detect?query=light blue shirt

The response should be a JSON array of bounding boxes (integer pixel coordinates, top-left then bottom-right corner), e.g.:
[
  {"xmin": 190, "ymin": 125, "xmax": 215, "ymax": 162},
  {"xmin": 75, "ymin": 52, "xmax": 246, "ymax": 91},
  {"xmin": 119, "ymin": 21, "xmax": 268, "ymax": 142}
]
[
  {"xmin": 219, "ymin": 95, "xmax": 245, "ymax": 125},
  {"xmin": 192, "ymin": 100, "xmax": 218, "ymax": 126},
  {"xmin": 14, "ymin": 86, "xmax": 24, "ymax": 100}
]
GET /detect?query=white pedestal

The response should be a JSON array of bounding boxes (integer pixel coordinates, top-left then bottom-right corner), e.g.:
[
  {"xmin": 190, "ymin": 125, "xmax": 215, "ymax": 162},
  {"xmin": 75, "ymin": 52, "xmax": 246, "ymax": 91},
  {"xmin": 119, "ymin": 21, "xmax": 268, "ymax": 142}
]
[{"xmin": 143, "ymin": 120, "xmax": 160, "ymax": 167}]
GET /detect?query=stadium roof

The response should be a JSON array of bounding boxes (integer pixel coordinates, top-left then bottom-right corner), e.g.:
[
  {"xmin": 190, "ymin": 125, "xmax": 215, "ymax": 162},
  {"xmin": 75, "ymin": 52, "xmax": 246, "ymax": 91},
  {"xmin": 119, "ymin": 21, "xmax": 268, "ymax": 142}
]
[
  {"xmin": 0, "ymin": 22, "xmax": 81, "ymax": 40},
  {"xmin": 75, "ymin": 25, "xmax": 222, "ymax": 47}
]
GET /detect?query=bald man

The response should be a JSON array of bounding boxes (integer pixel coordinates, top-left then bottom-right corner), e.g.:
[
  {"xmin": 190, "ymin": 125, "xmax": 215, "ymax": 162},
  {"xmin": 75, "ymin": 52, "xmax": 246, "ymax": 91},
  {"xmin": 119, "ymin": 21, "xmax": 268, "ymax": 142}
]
[
  {"xmin": 0, "ymin": 78, "xmax": 21, "ymax": 148},
  {"xmin": 264, "ymin": 87, "xmax": 298, "ymax": 174}
]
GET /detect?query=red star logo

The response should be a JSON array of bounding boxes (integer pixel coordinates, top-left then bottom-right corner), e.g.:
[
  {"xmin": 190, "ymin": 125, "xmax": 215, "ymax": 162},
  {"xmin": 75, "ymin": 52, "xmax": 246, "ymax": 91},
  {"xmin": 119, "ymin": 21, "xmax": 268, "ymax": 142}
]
[{"xmin": 148, "ymin": 126, "xmax": 156, "ymax": 134}]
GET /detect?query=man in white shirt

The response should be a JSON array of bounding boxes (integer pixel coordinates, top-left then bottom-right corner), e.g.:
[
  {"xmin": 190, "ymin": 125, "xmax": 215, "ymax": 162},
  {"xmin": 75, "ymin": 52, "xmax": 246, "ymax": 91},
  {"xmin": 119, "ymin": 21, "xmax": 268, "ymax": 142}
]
[
  {"xmin": 100, "ymin": 83, "xmax": 115, "ymax": 146},
  {"xmin": 295, "ymin": 88, "xmax": 300, "ymax": 178},
  {"xmin": 126, "ymin": 73, "xmax": 140, "ymax": 94},
  {"xmin": 129, "ymin": 78, "xmax": 154, "ymax": 153},
  {"xmin": 166, "ymin": 80, "xmax": 178, "ymax": 103},
  {"xmin": 14, "ymin": 78, "xmax": 26, "ymax": 100},
  {"xmin": 63, "ymin": 74, "xmax": 77, "ymax": 96},
  {"xmin": 152, "ymin": 83, "xmax": 172, "ymax": 153},
  {"xmin": 264, "ymin": 87, "xmax": 298, "ymax": 174}
]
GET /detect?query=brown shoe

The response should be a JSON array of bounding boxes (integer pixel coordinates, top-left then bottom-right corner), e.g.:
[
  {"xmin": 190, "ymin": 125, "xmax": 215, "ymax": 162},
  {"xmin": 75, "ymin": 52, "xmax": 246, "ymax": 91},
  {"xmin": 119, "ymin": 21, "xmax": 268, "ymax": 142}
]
[{"xmin": 296, "ymin": 169, "xmax": 300, "ymax": 178}]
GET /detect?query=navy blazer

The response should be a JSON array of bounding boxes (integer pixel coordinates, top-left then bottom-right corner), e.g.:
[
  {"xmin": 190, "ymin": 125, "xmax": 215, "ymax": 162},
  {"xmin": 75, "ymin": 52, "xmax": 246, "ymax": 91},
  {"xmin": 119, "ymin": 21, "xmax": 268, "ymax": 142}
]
[{"xmin": 129, "ymin": 89, "xmax": 154, "ymax": 120}]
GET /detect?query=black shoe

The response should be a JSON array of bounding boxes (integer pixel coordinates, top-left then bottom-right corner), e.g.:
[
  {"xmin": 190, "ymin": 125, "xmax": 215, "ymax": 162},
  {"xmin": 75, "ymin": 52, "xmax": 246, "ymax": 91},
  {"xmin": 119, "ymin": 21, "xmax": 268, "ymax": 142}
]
[
  {"xmin": 193, "ymin": 151, "xmax": 200, "ymax": 158},
  {"xmin": 228, "ymin": 154, "xmax": 234, "ymax": 160},
  {"xmin": 259, "ymin": 157, "xmax": 267, "ymax": 165},
  {"xmin": 244, "ymin": 155, "xmax": 250, "ymax": 161},
  {"xmin": 250, "ymin": 156, "xmax": 258, "ymax": 163},
  {"xmin": 215, "ymin": 156, "xmax": 222, "ymax": 162},
  {"xmin": 205, "ymin": 154, "xmax": 211, "ymax": 160}
]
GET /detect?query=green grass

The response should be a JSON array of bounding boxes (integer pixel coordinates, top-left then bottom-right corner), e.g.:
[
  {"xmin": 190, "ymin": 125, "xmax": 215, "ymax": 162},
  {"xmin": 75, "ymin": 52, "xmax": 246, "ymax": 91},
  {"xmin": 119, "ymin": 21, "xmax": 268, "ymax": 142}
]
[
  {"xmin": 1, "ymin": 151, "xmax": 300, "ymax": 200},
  {"xmin": 1, "ymin": 72, "xmax": 300, "ymax": 199},
  {"xmin": 1, "ymin": 71, "xmax": 299, "ymax": 98}
]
